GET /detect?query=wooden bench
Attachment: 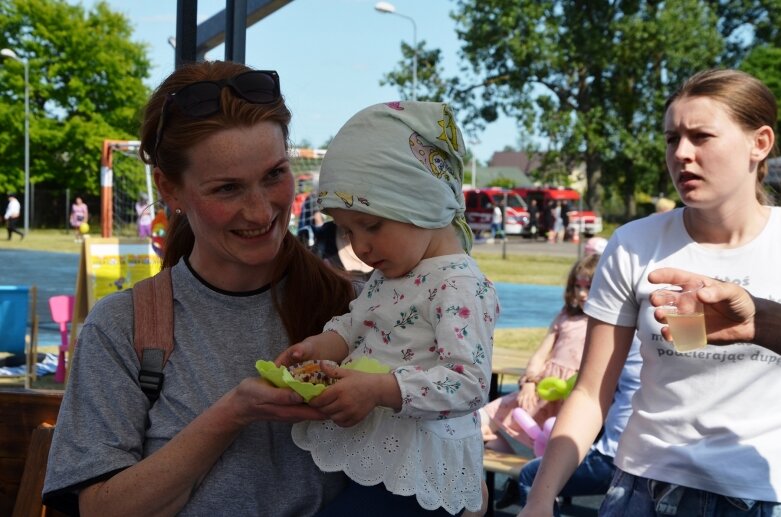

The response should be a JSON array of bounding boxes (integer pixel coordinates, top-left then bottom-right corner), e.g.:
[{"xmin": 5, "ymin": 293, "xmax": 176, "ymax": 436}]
[
  {"xmin": 13, "ymin": 423, "xmax": 56, "ymax": 517},
  {"xmin": 490, "ymin": 347, "xmax": 528, "ymax": 400},
  {"xmin": 485, "ymin": 348, "xmax": 531, "ymax": 514},
  {"xmin": 0, "ymin": 389, "xmax": 63, "ymax": 516},
  {"xmin": 483, "ymin": 448, "xmax": 533, "ymax": 516}
]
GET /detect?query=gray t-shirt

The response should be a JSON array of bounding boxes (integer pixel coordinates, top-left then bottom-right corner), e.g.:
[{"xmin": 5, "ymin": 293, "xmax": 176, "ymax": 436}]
[{"xmin": 43, "ymin": 259, "xmax": 345, "ymax": 515}]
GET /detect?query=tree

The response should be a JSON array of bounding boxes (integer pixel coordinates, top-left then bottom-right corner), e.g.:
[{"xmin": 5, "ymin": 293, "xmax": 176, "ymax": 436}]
[
  {"xmin": 447, "ymin": 0, "xmax": 734, "ymax": 216},
  {"xmin": 381, "ymin": 1, "xmax": 778, "ymax": 217},
  {"xmin": 740, "ymin": 45, "xmax": 781, "ymax": 130},
  {"xmin": 379, "ymin": 41, "xmax": 450, "ymax": 103},
  {"xmin": 0, "ymin": 0, "xmax": 150, "ymax": 198}
]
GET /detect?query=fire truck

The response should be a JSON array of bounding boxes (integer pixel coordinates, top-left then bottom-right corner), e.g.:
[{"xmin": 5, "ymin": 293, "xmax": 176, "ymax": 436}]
[
  {"xmin": 463, "ymin": 188, "xmax": 531, "ymax": 236},
  {"xmin": 512, "ymin": 187, "xmax": 603, "ymax": 238}
]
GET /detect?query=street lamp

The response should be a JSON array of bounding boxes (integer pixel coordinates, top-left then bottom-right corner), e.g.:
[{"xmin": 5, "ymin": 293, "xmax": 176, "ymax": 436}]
[
  {"xmin": 374, "ymin": 1, "xmax": 417, "ymax": 101},
  {"xmin": 469, "ymin": 139, "xmax": 481, "ymax": 189},
  {"xmin": 1, "ymin": 48, "xmax": 30, "ymax": 234}
]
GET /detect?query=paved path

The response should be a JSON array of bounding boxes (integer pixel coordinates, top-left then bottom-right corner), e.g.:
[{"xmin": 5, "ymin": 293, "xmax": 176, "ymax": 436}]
[
  {"xmin": 1, "ymin": 238, "xmax": 579, "ymax": 344},
  {"xmin": 473, "ymin": 236, "xmax": 581, "ymax": 258},
  {"xmin": 0, "ymin": 249, "xmax": 79, "ymax": 344}
]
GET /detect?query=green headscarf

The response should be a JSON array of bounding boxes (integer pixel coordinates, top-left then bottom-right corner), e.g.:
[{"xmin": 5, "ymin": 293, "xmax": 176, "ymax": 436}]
[{"xmin": 317, "ymin": 101, "xmax": 473, "ymax": 254}]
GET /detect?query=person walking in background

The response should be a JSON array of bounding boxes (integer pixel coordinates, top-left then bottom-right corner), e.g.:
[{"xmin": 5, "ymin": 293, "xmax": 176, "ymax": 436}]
[
  {"xmin": 277, "ymin": 101, "xmax": 497, "ymax": 515},
  {"xmin": 297, "ymin": 190, "xmax": 323, "ymax": 232},
  {"xmin": 490, "ymin": 201, "xmax": 504, "ymax": 242},
  {"xmin": 560, "ymin": 201, "xmax": 570, "ymax": 241},
  {"xmin": 296, "ymin": 189, "xmax": 324, "ymax": 250},
  {"xmin": 135, "ymin": 193, "xmax": 153, "ymax": 238},
  {"xmin": 3, "ymin": 193, "xmax": 24, "ymax": 240},
  {"xmin": 520, "ymin": 69, "xmax": 781, "ymax": 516},
  {"xmin": 69, "ymin": 196, "xmax": 89, "ymax": 242},
  {"xmin": 550, "ymin": 201, "xmax": 564, "ymax": 243},
  {"xmin": 543, "ymin": 200, "xmax": 559, "ymax": 243},
  {"xmin": 528, "ymin": 198, "xmax": 540, "ymax": 239}
]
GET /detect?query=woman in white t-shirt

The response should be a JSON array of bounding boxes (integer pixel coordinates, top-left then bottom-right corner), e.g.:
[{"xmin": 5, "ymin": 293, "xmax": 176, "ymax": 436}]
[{"xmin": 520, "ymin": 69, "xmax": 780, "ymax": 516}]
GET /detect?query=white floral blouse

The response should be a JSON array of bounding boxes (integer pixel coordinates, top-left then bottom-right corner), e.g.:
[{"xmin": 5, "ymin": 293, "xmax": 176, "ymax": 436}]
[{"xmin": 292, "ymin": 254, "xmax": 499, "ymax": 514}]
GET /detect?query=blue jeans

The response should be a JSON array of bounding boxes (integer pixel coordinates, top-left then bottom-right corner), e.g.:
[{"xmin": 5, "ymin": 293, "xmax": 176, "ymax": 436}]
[
  {"xmin": 600, "ymin": 469, "xmax": 781, "ymax": 516},
  {"xmin": 518, "ymin": 449, "xmax": 615, "ymax": 516},
  {"xmin": 315, "ymin": 479, "xmax": 462, "ymax": 516}
]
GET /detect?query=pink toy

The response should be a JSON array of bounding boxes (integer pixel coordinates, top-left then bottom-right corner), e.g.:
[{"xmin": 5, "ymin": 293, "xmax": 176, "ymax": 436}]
[
  {"xmin": 511, "ymin": 407, "xmax": 540, "ymax": 440},
  {"xmin": 49, "ymin": 294, "xmax": 75, "ymax": 383},
  {"xmin": 511, "ymin": 407, "xmax": 556, "ymax": 457},
  {"xmin": 533, "ymin": 417, "xmax": 556, "ymax": 457}
]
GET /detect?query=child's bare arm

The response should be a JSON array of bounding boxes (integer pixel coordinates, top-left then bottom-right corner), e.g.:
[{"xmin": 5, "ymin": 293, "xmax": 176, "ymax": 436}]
[{"xmin": 522, "ymin": 326, "xmax": 558, "ymax": 381}]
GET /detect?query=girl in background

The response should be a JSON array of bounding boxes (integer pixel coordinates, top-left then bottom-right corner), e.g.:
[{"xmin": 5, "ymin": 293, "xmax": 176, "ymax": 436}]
[
  {"xmin": 481, "ymin": 253, "xmax": 600, "ymax": 453},
  {"xmin": 69, "ymin": 196, "xmax": 88, "ymax": 241}
]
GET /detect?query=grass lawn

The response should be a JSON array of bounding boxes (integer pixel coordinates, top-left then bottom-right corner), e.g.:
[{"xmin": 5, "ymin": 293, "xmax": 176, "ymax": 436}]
[
  {"xmin": 0, "ymin": 228, "xmax": 85, "ymax": 254},
  {"xmin": 472, "ymin": 252, "xmax": 572, "ymax": 285},
  {"xmin": 2, "ymin": 231, "xmax": 565, "ymax": 390}
]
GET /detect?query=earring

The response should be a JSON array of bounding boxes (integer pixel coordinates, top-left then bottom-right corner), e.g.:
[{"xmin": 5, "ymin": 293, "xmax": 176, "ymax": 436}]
[{"xmin": 175, "ymin": 208, "xmax": 182, "ymax": 215}]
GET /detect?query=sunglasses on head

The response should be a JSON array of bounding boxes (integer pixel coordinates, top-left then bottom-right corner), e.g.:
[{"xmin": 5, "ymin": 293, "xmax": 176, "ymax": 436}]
[{"xmin": 152, "ymin": 70, "xmax": 281, "ymax": 164}]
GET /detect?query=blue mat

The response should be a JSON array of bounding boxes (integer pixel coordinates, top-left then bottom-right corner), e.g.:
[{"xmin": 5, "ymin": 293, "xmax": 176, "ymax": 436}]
[{"xmin": 494, "ymin": 283, "xmax": 563, "ymax": 329}]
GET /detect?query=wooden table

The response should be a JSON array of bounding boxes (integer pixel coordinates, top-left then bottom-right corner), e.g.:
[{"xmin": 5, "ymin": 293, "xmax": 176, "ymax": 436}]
[{"xmin": 489, "ymin": 347, "xmax": 528, "ymax": 400}]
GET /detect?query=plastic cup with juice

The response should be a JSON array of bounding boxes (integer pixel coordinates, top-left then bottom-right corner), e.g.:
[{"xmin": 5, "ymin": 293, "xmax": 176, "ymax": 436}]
[{"xmin": 655, "ymin": 281, "xmax": 707, "ymax": 352}]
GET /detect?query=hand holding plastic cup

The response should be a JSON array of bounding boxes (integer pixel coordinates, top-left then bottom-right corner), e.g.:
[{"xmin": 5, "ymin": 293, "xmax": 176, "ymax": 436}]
[{"xmin": 653, "ymin": 280, "xmax": 707, "ymax": 351}]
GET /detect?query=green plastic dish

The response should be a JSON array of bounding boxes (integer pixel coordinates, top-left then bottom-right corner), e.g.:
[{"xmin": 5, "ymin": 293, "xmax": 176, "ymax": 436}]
[{"xmin": 255, "ymin": 357, "xmax": 391, "ymax": 403}]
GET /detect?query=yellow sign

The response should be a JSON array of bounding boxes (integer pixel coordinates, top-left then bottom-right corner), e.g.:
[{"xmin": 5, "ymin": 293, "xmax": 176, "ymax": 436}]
[{"xmin": 68, "ymin": 238, "xmax": 162, "ymax": 381}]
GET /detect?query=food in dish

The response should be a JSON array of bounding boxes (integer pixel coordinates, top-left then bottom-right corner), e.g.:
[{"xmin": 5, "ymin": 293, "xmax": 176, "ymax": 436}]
[{"xmin": 288, "ymin": 360, "xmax": 339, "ymax": 386}]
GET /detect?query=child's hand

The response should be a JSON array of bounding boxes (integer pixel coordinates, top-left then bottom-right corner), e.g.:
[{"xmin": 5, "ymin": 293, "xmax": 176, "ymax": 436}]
[
  {"xmin": 308, "ymin": 364, "xmax": 399, "ymax": 427},
  {"xmin": 517, "ymin": 382, "xmax": 539, "ymax": 412},
  {"xmin": 274, "ymin": 337, "xmax": 319, "ymax": 367}
]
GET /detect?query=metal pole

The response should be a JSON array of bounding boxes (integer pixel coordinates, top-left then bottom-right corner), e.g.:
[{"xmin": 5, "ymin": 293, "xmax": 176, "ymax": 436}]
[
  {"xmin": 175, "ymin": 0, "xmax": 197, "ymax": 68},
  {"xmin": 391, "ymin": 12, "xmax": 417, "ymax": 100},
  {"xmin": 578, "ymin": 195, "xmax": 584, "ymax": 258},
  {"xmin": 225, "ymin": 0, "xmax": 247, "ymax": 63},
  {"xmin": 501, "ymin": 191, "xmax": 507, "ymax": 259},
  {"xmin": 65, "ymin": 188, "xmax": 71, "ymax": 230},
  {"xmin": 411, "ymin": 16, "xmax": 417, "ymax": 101},
  {"xmin": 144, "ymin": 164, "xmax": 156, "ymax": 218},
  {"xmin": 374, "ymin": 3, "xmax": 417, "ymax": 101},
  {"xmin": 23, "ymin": 58, "xmax": 29, "ymax": 234}
]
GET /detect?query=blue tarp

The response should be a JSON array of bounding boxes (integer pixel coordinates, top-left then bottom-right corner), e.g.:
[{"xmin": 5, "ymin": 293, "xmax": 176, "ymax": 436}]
[
  {"xmin": 494, "ymin": 282, "xmax": 563, "ymax": 329},
  {"xmin": 0, "ymin": 285, "xmax": 30, "ymax": 356}
]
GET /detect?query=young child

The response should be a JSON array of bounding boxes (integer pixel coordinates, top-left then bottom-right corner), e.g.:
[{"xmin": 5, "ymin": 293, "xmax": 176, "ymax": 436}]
[
  {"xmin": 480, "ymin": 253, "xmax": 600, "ymax": 453},
  {"xmin": 275, "ymin": 101, "xmax": 498, "ymax": 515}
]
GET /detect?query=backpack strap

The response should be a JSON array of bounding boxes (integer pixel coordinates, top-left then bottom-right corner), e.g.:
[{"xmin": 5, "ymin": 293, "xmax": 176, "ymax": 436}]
[{"xmin": 132, "ymin": 268, "xmax": 174, "ymax": 402}]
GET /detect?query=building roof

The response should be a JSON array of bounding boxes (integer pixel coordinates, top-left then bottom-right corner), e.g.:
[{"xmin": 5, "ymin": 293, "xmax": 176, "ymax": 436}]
[
  {"xmin": 474, "ymin": 166, "xmax": 534, "ymax": 188},
  {"xmin": 488, "ymin": 151, "xmax": 543, "ymax": 173}
]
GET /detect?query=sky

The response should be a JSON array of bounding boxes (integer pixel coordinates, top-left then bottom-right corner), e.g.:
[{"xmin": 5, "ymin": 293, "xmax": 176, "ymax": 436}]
[{"xmin": 85, "ymin": 0, "xmax": 519, "ymax": 163}]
